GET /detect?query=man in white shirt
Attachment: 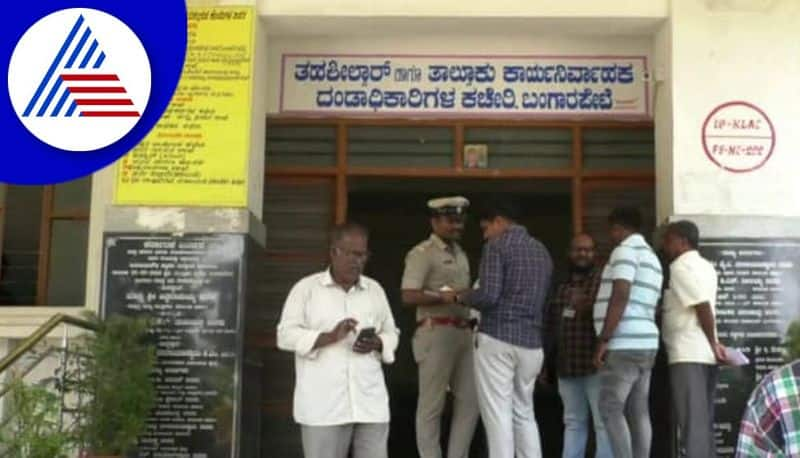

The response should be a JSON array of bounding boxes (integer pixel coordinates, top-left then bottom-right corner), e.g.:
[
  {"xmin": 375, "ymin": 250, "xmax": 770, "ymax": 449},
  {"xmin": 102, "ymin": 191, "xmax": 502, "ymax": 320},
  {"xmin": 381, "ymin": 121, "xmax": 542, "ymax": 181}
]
[
  {"xmin": 662, "ymin": 220, "xmax": 727, "ymax": 458},
  {"xmin": 277, "ymin": 223, "xmax": 400, "ymax": 458}
]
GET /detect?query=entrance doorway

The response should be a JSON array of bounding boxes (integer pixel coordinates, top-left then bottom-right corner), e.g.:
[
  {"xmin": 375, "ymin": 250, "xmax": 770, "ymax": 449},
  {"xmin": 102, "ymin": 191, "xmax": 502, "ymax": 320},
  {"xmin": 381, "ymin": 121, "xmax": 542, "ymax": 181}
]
[
  {"xmin": 257, "ymin": 119, "xmax": 660, "ymax": 458},
  {"xmin": 349, "ymin": 177, "xmax": 572, "ymax": 457}
]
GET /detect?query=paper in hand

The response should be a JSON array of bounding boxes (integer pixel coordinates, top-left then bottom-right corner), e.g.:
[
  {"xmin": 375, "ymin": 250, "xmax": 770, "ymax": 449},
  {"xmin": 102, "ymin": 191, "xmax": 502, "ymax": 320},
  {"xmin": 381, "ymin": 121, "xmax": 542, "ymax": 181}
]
[{"xmin": 724, "ymin": 347, "xmax": 750, "ymax": 366}]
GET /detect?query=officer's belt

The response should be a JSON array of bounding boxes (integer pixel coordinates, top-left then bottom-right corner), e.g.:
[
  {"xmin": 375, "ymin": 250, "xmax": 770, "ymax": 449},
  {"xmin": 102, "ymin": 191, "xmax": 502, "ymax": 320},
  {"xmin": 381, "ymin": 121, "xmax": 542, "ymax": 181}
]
[{"xmin": 417, "ymin": 316, "xmax": 474, "ymax": 330}]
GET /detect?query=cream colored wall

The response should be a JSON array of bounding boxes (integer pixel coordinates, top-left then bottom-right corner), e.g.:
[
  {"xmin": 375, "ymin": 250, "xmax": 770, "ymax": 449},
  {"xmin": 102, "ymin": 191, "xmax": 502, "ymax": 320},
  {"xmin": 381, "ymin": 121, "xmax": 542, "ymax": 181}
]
[
  {"xmin": 186, "ymin": 0, "xmax": 256, "ymax": 6},
  {"xmin": 262, "ymin": 0, "xmax": 668, "ymax": 18},
  {"xmin": 83, "ymin": 166, "xmax": 115, "ymax": 315},
  {"xmin": 669, "ymin": 0, "xmax": 800, "ymax": 216},
  {"xmin": 653, "ymin": 20, "xmax": 674, "ymax": 223}
]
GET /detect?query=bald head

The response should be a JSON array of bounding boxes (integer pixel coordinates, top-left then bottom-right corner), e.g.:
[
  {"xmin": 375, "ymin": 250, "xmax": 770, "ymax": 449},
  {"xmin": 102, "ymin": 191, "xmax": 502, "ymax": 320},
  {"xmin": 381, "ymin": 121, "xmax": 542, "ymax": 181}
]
[
  {"xmin": 569, "ymin": 233, "xmax": 596, "ymax": 270},
  {"xmin": 572, "ymin": 233, "xmax": 594, "ymax": 248}
]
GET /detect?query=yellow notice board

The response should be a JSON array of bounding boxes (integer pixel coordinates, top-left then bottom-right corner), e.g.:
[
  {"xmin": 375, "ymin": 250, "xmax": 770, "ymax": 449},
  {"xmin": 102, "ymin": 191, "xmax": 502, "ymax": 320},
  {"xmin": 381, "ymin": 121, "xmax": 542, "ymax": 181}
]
[{"xmin": 114, "ymin": 6, "xmax": 255, "ymax": 207}]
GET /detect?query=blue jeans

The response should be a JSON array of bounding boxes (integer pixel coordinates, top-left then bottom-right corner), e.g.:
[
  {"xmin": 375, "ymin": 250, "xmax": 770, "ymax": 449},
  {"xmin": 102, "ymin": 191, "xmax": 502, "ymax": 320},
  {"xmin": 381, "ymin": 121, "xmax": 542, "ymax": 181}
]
[{"xmin": 558, "ymin": 375, "xmax": 613, "ymax": 458}]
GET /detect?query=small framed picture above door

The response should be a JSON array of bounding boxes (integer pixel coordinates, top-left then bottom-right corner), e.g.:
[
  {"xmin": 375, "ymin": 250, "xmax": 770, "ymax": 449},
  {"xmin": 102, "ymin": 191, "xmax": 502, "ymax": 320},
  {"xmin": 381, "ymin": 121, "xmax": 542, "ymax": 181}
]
[{"xmin": 463, "ymin": 144, "xmax": 488, "ymax": 169}]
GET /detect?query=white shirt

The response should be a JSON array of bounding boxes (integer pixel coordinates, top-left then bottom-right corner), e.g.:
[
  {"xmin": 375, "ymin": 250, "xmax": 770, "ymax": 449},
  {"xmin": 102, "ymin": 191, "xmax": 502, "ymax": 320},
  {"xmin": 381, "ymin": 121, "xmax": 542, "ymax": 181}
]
[
  {"xmin": 663, "ymin": 250, "xmax": 719, "ymax": 365},
  {"xmin": 276, "ymin": 270, "xmax": 400, "ymax": 426}
]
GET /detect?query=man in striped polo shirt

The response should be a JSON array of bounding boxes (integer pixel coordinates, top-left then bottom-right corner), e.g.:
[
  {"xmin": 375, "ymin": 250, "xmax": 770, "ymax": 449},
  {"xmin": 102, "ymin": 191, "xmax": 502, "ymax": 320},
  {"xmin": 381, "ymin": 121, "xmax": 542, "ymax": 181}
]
[{"xmin": 592, "ymin": 207, "xmax": 663, "ymax": 458}]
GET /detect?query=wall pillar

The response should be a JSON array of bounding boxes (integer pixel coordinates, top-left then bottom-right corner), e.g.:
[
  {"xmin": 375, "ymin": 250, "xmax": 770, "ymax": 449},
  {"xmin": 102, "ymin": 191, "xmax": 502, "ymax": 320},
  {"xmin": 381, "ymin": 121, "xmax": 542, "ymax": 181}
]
[
  {"xmin": 658, "ymin": 1, "xmax": 800, "ymax": 454},
  {"xmin": 85, "ymin": 3, "xmax": 269, "ymax": 456}
]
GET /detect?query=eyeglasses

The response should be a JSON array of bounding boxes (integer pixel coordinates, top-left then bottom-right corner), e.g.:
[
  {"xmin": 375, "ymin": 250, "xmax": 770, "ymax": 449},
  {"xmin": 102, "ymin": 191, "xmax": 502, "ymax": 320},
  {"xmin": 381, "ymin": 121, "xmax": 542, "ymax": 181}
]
[{"xmin": 332, "ymin": 247, "xmax": 371, "ymax": 261}]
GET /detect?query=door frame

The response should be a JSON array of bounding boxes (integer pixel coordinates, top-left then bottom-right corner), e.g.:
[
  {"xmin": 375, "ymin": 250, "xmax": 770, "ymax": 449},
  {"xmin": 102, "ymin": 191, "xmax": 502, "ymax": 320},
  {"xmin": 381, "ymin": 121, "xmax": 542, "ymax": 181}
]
[{"xmin": 266, "ymin": 116, "xmax": 655, "ymax": 233}]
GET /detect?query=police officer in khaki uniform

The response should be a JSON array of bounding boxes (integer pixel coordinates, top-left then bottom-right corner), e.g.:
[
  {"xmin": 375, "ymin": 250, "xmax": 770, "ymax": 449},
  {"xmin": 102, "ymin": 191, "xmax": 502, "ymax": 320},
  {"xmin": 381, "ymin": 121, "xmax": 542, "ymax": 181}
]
[{"xmin": 402, "ymin": 196, "xmax": 480, "ymax": 458}]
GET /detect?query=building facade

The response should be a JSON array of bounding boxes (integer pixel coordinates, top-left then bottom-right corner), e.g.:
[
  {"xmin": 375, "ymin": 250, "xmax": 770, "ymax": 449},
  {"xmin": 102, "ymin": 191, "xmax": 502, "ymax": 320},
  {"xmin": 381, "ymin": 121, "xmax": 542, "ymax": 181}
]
[{"xmin": 1, "ymin": 1, "xmax": 799, "ymax": 457}]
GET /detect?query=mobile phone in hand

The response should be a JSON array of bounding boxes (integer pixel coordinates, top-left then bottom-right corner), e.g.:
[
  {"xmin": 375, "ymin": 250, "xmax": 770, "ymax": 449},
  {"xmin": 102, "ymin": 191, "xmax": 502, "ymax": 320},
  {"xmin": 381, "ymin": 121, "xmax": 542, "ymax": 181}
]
[{"xmin": 356, "ymin": 327, "xmax": 376, "ymax": 343}]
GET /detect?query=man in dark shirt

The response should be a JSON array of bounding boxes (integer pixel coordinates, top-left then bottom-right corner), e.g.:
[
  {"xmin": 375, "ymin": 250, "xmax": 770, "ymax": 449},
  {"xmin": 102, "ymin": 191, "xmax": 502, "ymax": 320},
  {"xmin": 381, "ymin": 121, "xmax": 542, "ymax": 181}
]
[
  {"xmin": 460, "ymin": 200, "xmax": 553, "ymax": 458},
  {"xmin": 543, "ymin": 234, "xmax": 612, "ymax": 458}
]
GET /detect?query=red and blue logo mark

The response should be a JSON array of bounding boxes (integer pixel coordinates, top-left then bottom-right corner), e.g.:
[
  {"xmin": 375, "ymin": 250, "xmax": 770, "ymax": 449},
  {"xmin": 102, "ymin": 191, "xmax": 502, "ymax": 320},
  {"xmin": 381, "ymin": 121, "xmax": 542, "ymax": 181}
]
[
  {"xmin": 23, "ymin": 14, "xmax": 141, "ymax": 119},
  {"xmin": 2, "ymin": 2, "xmax": 186, "ymax": 184},
  {"xmin": 9, "ymin": 9, "xmax": 152, "ymax": 153}
]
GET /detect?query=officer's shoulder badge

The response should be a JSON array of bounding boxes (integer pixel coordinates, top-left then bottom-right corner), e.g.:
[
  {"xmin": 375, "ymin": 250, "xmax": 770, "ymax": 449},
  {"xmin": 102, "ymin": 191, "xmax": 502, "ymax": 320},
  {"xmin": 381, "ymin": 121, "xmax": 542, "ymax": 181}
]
[{"xmin": 412, "ymin": 240, "xmax": 431, "ymax": 253}]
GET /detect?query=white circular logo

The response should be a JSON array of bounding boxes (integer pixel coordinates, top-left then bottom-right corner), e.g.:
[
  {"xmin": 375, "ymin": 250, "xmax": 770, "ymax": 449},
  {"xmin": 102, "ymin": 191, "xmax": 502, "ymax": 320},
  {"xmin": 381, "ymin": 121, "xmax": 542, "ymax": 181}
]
[
  {"xmin": 701, "ymin": 101, "xmax": 775, "ymax": 173},
  {"xmin": 8, "ymin": 8, "xmax": 151, "ymax": 152}
]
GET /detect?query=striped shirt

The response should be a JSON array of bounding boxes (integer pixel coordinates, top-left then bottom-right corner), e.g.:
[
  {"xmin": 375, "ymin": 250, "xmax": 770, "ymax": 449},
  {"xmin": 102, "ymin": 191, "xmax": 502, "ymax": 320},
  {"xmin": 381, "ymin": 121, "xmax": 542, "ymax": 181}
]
[{"xmin": 593, "ymin": 233, "xmax": 663, "ymax": 350}]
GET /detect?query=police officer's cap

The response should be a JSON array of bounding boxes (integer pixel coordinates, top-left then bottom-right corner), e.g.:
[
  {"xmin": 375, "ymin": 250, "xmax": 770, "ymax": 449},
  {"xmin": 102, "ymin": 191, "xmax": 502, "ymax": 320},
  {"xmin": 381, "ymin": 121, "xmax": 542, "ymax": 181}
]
[{"xmin": 427, "ymin": 196, "xmax": 470, "ymax": 216}]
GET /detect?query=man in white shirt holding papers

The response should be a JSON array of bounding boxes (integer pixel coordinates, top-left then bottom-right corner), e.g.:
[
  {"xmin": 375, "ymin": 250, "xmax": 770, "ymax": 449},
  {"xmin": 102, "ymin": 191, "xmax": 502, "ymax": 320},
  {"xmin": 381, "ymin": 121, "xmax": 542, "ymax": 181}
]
[
  {"xmin": 277, "ymin": 223, "xmax": 400, "ymax": 458},
  {"xmin": 661, "ymin": 220, "xmax": 727, "ymax": 458}
]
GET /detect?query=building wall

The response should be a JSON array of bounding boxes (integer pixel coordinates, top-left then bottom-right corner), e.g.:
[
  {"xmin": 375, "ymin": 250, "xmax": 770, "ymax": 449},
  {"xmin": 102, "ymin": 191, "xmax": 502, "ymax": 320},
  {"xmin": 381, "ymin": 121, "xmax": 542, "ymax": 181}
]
[
  {"xmin": 261, "ymin": 0, "xmax": 668, "ymax": 19},
  {"xmin": 669, "ymin": 0, "xmax": 800, "ymax": 216},
  {"xmin": 3, "ymin": 3, "xmax": 800, "ymax": 457},
  {"xmin": 653, "ymin": 19, "xmax": 674, "ymax": 222}
]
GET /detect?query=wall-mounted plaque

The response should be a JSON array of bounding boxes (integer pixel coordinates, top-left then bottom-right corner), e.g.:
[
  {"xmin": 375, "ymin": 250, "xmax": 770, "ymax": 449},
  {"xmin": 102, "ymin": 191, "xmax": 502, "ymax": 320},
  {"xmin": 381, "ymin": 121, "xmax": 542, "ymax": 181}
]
[
  {"xmin": 101, "ymin": 233, "xmax": 245, "ymax": 457},
  {"xmin": 699, "ymin": 238, "xmax": 800, "ymax": 457}
]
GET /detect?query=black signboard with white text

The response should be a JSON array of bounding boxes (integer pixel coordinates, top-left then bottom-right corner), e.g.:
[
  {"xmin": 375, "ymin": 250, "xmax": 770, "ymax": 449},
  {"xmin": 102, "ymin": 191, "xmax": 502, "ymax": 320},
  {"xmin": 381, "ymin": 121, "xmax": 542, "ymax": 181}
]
[
  {"xmin": 101, "ymin": 233, "xmax": 245, "ymax": 458},
  {"xmin": 699, "ymin": 238, "xmax": 800, "ymax": 457}
]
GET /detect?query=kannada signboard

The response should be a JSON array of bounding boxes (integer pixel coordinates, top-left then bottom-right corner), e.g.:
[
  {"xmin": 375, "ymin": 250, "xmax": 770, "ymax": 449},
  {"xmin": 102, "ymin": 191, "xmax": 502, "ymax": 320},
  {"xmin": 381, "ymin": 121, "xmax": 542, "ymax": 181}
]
[
  {"xmin": 115, "ymin": 6, "xmax": 255, "ymax": 207},
  {"xmin": 699, "ymin": 239, "xmax": 800, "ymax": 457},
  {"xmin": 280, "ymin": 54, "xmax": 650, "ymax": 118},
  {"xmin": 101, "ymin": 233, "xmax": 245, "ymax": 457}
]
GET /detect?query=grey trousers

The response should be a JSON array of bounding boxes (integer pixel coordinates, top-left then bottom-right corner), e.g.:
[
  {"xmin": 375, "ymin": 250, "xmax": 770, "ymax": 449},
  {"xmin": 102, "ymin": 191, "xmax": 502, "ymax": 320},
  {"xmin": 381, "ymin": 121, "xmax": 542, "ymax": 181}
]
[
  {"xmin": 598, "ymin": 350, "xmax": 657, "ymax": 458},
  {"xmin": 301, "ymin": 423, "xmax": 389, "ymax": 458},
  {"xmin": 670, "ymin": 363, "xmax": 719, "ymax": 458}
]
